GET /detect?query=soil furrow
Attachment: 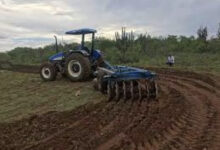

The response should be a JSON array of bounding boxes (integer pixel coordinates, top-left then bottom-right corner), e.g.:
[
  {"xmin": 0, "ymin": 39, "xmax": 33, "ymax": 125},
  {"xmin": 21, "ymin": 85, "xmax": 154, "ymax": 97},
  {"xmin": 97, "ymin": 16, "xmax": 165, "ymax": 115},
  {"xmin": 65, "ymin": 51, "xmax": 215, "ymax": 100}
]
[{"xmin": 0, "ymin": 66, "xmax": 220, "ymax": 150}]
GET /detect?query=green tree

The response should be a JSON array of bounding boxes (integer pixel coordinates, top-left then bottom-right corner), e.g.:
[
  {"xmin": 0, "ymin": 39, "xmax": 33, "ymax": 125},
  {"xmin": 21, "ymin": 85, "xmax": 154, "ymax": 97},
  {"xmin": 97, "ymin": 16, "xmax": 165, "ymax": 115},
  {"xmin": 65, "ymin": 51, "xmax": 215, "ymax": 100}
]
[
  {"xmin": 115, "ymin": 27, "xmax": 135, "ymax": 63},
  {"xmin": 217, "ymin": 23, "xmax": 220, "ymax": 39},
  {"xmin": 197, "ymin": 26, "xmax": 208, "ymax": 41}
]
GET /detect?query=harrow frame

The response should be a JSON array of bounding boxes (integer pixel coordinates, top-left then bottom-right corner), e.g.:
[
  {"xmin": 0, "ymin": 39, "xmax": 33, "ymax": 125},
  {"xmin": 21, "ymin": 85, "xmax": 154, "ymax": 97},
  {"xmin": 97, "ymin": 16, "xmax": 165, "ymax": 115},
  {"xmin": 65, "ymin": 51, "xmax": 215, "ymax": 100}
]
[{"xmin": 95, "ymin": 66, "xmax": 158, "ymax": 101}]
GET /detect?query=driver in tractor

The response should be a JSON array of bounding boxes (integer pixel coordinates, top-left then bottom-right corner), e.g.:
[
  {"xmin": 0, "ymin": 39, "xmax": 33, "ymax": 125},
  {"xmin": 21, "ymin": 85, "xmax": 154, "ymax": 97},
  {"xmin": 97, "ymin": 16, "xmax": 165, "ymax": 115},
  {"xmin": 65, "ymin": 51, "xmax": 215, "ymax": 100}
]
[{"xmin": 77, "ymin": 44, "xmax": 90, "ymax": 53}]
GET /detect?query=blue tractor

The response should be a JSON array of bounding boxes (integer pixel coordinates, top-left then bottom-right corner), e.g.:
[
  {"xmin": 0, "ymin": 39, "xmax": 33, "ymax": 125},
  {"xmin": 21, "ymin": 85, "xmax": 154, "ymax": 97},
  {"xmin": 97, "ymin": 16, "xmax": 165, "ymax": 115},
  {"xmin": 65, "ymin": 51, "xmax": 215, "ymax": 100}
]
[{"xmin": 40, "ymin": 28, "xmax": 158, "ymax": 101}]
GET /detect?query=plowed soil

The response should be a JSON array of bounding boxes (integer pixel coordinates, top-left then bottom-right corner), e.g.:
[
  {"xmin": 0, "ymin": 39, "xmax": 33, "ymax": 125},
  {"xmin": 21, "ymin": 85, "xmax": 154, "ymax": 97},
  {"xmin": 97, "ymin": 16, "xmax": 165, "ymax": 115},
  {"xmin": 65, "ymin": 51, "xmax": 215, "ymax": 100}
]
[{"xmin": 0, "ymin": 64, "xmax": 220, "ymax": 150}]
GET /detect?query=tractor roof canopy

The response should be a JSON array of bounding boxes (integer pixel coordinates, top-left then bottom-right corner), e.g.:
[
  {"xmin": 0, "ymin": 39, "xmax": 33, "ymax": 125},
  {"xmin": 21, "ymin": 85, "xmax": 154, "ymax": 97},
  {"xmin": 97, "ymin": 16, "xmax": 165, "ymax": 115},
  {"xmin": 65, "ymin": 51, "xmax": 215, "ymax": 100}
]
[{"xmin": 65, "ymin": 28, "xmax": 97, "ymax": 35}]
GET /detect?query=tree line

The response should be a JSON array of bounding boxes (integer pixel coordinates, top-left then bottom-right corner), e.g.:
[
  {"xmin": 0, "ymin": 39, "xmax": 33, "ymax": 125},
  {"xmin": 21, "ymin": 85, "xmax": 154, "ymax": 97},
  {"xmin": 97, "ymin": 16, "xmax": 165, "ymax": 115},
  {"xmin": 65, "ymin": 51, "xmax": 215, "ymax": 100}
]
[{"xmin": 0, "ymin": 24, "xmax": 220, "ymax": 66}]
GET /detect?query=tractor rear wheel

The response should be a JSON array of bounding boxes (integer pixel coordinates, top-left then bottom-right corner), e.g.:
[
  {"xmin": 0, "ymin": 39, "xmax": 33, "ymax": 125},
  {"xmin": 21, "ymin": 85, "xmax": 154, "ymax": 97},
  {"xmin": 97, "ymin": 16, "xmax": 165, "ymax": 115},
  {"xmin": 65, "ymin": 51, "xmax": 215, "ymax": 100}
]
[
  {"xmin": 65, "ymin": 53, "xmax": 91, "ymax": 81},
  {"xmin": 40, "ymin": 62, "xmax": 57, "ymax": 81}
]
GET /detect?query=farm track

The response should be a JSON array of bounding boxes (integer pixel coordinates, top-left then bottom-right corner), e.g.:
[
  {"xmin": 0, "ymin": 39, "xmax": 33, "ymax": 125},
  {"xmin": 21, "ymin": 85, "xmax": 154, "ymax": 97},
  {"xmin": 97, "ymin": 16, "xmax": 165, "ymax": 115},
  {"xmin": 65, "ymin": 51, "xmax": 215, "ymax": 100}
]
[{"xmin": 0, "ymin": 64, "xmax": 220, "ymax": 150}]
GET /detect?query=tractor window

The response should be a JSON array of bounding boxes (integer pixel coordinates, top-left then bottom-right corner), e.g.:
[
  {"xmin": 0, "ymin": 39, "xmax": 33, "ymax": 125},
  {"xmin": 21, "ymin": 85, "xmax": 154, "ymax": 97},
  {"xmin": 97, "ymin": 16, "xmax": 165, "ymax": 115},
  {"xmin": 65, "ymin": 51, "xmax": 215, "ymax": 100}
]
[
  {"xmin": 60, "ymin": 33, "xmax": 93, "ymax": 52},
  {"xmin": 61, "ymin": 35, "xmax": 79, "ymax": 51},
  {"xmin": 84, "ymin": 34, "xmax": 92, "ymax": 50}
]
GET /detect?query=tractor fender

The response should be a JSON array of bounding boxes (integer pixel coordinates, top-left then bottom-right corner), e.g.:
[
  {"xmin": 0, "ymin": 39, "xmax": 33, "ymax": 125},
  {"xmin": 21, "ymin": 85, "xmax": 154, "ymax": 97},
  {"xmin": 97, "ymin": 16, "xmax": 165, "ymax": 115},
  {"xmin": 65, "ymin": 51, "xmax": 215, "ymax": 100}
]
[{"xmin": 69, "ymin": 50, "xmax": 90, "ymax": 57}]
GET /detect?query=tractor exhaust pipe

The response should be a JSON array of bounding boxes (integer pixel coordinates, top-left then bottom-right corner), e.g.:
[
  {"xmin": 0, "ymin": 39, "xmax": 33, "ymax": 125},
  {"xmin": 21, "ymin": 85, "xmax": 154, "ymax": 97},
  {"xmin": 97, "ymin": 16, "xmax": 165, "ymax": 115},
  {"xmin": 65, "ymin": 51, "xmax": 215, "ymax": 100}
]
[{"xmin": 54, "ymin": 35, "xmax": 58, "ymax": 53}]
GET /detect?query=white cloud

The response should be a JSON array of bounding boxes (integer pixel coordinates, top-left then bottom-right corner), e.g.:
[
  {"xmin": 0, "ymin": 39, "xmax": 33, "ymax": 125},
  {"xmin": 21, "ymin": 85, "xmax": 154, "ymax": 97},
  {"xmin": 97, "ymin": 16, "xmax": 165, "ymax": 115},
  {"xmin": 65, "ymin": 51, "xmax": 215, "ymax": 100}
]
[{"xmin": 0, "ymin": 0, "xmax": 220, "ymax": 52}]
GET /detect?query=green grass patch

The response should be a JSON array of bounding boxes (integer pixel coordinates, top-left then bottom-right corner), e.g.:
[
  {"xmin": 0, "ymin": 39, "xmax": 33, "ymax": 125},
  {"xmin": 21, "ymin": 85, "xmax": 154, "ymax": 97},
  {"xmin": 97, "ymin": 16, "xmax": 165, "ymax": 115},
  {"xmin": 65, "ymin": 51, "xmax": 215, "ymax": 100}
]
[
  {"xmin": 0, "ymin": 70, "xmax": 105, "ymax": 122},
  {"xmin": 128, "ymin": 52, "xmax": 220, "ymax": 74}
]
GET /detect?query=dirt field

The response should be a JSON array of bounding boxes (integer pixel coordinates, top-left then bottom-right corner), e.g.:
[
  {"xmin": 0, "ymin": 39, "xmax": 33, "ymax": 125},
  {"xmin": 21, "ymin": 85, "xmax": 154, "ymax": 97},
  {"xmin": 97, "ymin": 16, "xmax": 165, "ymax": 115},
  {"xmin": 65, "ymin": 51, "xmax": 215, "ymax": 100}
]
[{"xmin": 0, "ymin": 64, "xmax": 220, "ymax": 150}]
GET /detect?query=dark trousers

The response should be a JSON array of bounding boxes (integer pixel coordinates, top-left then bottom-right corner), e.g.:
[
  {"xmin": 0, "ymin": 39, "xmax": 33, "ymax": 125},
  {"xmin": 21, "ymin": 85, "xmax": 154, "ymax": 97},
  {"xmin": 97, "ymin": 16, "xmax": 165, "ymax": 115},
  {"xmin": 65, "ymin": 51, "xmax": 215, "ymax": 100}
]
[{"xmin": 166, "ymin": 62, "xmax": 174, "ymax": 66}]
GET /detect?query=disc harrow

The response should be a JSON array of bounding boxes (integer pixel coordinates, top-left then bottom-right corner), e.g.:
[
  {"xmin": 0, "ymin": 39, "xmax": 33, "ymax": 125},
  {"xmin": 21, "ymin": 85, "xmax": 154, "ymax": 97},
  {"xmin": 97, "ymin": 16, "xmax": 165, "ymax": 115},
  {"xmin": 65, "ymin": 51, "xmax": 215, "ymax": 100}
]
[{"xmin": 94, "ymin": 66, "xmax": 158, "ymax": 101}]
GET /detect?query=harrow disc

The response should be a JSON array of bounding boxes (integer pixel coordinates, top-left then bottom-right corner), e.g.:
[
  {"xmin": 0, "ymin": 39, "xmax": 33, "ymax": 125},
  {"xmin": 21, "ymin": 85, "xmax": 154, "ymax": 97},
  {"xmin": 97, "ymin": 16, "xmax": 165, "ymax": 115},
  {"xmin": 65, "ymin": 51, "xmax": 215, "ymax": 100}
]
[
  {"xmin": 138, "ymin": 81, "xmax": 142, "ymax": 100},
  {"xmin": 148, "ymin": 80, "xmax": 158, "ymax": 98},
  {"xmin": 94, "ymin": 76, "xmax": 158, "ymax": 101},
  {"xmin": 155, "ymin": 82, "xmax": 158, "ymax": 98},
  {"xmin": 115, "ymin": 82, "xmax": 120, "ymax": 101},
  {"xmin": 145, "ymin": 81, "xmax": 150, "ymax": 99},
  {"xmin": 115, "ymin": 82, "xmax": 124, "ymax": 101},
  {"xmin": 122, "ymin": 81, "xmax": 131, "ymax": 101},
  {"xmin": 130, "ymin": 81, "xmax": 134, "ymax": 100},
  {"xmin": 107, "ymin": 81, "xmax": 114, "ymax": 101},
  {"xmin": 151, "ymin": 81, "xmax": 158, "ymax": 98},
  {"xmin": 93, "ymin": 78, "xmax": 98, "ymax": 90},
  {"xmin": 97, "ymin": 71, "xmax": 107, "ymax": 94},
  {"xmin": 123, "ymin": 82, "xmax": 127, "ymax": 100}
]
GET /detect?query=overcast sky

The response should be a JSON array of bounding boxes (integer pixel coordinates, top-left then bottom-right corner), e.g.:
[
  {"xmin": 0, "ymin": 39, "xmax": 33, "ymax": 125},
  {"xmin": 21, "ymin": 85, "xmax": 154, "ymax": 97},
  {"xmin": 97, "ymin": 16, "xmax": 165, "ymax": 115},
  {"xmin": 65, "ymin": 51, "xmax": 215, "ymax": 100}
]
[{"xmin": 0, "ymin": 0, "xmax": 220, "ymax": 52}]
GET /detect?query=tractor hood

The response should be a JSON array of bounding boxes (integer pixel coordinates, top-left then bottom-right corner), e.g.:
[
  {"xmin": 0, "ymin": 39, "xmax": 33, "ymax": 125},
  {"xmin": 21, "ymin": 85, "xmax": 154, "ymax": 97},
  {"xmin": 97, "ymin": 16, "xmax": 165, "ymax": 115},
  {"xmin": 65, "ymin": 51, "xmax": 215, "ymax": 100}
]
[{"xmin": 49, "ymin": 52, "xmax": 64, "ymax": 61}]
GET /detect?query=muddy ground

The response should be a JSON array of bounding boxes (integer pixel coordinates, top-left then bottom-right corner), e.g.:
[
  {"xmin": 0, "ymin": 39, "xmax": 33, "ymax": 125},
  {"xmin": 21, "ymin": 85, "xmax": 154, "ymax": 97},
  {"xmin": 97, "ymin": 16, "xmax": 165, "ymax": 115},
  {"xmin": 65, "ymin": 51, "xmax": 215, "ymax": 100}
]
[{"xmin": 0, "ymin": 63, "xmax": 220, "ymax": 150}]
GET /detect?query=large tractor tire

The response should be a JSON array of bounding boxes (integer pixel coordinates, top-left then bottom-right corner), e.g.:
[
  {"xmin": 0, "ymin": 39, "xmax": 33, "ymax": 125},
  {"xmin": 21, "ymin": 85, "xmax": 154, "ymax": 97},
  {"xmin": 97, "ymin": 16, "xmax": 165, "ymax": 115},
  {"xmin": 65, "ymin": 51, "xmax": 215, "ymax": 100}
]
[
  {"xmin": 65, "ymin": 53, "xmax": 91, "ymax": 81},
  {"xmin": 40, "ymin": 62, "xmax": 57, "ymax": 81}
]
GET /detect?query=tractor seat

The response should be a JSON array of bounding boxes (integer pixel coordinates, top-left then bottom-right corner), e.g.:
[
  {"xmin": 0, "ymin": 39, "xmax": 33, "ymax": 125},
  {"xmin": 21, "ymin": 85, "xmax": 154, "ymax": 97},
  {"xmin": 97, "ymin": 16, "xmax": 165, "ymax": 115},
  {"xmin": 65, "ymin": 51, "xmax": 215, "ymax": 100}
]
[
  {"xmin": 77, "ymin": 45, "xmax": 90, "ymax": 53},
  {"xmin": 83, "ymin": 46, "xmax": 90, "ymax": 52}
]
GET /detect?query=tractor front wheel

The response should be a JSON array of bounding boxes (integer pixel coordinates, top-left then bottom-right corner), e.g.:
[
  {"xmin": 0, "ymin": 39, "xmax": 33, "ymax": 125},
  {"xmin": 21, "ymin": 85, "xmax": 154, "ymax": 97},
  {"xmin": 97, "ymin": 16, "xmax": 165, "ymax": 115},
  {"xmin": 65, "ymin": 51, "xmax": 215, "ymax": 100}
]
[
  {"xmin": 40, "ymin": 62, "xmax": 57, "ymax": 81},
  {"xmin": 65, "ymin": 53, "xmax": 91, "ymax": 81}
]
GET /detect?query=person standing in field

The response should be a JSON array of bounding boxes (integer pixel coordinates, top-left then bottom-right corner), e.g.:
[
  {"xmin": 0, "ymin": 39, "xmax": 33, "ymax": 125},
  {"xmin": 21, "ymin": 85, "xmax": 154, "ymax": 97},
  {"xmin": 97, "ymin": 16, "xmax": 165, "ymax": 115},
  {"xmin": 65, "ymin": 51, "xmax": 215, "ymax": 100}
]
[{"xmin": 167, "ymin": 54, "xmax": 175, "ymax": 66}]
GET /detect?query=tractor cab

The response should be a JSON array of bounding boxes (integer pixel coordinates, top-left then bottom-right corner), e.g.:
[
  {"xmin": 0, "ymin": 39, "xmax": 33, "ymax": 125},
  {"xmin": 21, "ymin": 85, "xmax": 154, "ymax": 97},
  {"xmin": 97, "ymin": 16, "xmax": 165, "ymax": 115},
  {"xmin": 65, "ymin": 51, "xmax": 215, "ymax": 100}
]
[
  {"xmin": 65, "ymin": 28, "xmax": 103, "ymax": 66},
  {"xmin": 49, "ymin": 28, "xmax": 101, "ymax": 62},
  {"xmin": 65, "ymin": 28, "xmax": 97, "ymax": 55}
]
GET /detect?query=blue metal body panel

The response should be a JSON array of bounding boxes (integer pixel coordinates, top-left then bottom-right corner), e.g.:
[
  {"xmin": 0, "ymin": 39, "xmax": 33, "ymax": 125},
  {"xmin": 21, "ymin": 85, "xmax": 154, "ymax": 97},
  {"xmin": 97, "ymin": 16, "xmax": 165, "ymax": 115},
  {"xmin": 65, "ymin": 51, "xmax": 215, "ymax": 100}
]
[
  {"xmin": 91, "ymin": 50, "xmax": 101, "ymax": 61},
  {"xmin": 49, "ymin": 49, "xmax": 100, "ymax": 62},
  {"xmin": 66, "ymin": 28, "xmax": 97, "ymax": 35},
  {"xmin": 49, "ymin": 52, "xmax": 64, "ymax": 61},
  {"xmin": 104, "ymin": 66, "xmax": 156, "ymax": 81}
]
